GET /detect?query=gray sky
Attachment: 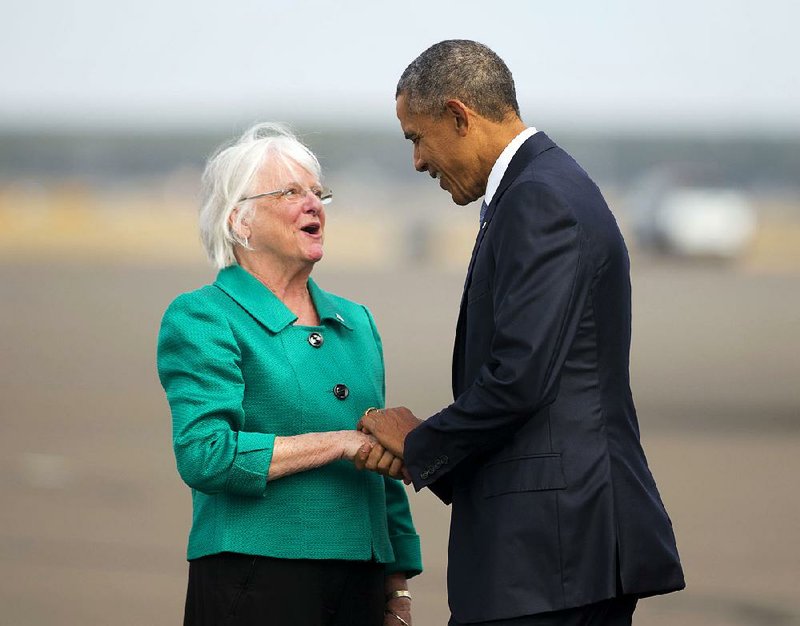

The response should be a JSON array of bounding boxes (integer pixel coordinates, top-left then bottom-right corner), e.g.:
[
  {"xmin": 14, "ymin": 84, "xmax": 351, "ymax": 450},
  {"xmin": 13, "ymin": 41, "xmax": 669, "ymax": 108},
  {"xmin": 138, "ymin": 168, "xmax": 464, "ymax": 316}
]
[{"xmin": 2, "ymin": 0, "xmax": 798, "ymax": 132}]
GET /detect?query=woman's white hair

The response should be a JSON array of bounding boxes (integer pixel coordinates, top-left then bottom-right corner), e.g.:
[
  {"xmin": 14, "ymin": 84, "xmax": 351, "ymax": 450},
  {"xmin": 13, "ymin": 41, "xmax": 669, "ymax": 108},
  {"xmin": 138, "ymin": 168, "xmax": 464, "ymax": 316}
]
[{"xmin": 199, "ymin": 122, "xmax": 322, "ymax": 269}]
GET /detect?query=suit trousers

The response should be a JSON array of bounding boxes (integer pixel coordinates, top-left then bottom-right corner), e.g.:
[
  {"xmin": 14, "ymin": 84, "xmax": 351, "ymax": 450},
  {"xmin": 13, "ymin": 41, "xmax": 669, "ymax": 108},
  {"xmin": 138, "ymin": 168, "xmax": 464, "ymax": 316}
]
[
  {"xmin": 448, "ymin": 596, "xmax": 638, "ymax": 626},
  {"xmin": 183, "ymin": 552, "xmax": 385, "ymax": 626}
]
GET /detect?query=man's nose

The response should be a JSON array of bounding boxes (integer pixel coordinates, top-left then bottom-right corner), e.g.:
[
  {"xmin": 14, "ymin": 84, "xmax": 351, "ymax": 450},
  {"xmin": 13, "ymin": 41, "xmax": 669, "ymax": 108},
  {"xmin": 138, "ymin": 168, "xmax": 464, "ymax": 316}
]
[{"xmin": 413, "ymin": 147, "xmax": 427, "ymax": 173}]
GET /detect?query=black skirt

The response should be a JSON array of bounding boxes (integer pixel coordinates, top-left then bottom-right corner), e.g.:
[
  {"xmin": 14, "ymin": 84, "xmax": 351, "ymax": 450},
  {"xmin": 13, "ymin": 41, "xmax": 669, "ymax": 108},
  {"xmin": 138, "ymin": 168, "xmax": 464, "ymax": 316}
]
[{"xmin": 184, "ymin": 553, "xmax": 385, "ymax": 626}]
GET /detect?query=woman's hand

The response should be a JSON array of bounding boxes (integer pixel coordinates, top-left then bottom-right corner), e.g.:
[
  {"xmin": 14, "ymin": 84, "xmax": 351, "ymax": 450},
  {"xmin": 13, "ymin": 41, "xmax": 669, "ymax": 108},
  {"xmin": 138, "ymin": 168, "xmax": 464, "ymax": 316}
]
[
  {"xmin": 338, "ymin": 430, "xmax": 376, "ymax": 462},
  {"xmin": 384, "ymin": 574, "xmax": 411, "ymax": 626},
  {"xmin": 384, "ymin": 596, "xmax": 412, "ymax": 626},
  {"xmin": 268, "ymin": 430, "xmax": 376, "ymax": 480}
]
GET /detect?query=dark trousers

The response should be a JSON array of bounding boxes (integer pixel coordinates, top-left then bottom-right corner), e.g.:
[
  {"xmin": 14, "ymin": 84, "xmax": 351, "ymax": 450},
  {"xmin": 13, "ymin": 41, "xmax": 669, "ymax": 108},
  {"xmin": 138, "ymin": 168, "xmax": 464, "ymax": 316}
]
[
  {"xmin": 449, "ymin": 596, "xmax": 638, "ymax": 626},
  {"xmin": 184, "ymin": 553, "xmax": 385, "ymax": 626}
]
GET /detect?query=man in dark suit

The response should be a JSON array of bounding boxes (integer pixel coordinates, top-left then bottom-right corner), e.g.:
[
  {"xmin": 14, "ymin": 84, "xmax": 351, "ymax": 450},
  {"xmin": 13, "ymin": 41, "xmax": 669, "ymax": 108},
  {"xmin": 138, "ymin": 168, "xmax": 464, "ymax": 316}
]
[{"xmin": 358, "ymin": 40, "xmax": 685, "ymax": 625}]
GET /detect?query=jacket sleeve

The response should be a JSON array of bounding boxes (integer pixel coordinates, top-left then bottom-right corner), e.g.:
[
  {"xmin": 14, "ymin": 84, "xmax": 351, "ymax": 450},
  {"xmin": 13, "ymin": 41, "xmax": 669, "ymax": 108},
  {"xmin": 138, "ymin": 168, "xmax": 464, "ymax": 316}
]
[
  {"xmin": 405, "ymin": 182, "xmax": 593, "ymax": 491},
  {"xmin": 157, "ymin": 292, "xmax": 275, "ymax": 497},
  {"xmin": 383, "ymin": 477, "xmax": 423, "ymax": 577},
  {"xmin": 364, "ymin": 306, "xmax": 423, "ymax": 577}
]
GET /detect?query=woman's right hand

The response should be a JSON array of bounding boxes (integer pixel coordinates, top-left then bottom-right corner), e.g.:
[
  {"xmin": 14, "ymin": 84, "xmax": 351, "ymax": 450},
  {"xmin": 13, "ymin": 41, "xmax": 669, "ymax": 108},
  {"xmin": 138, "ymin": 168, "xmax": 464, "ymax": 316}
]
[
  {"xmin": 339, "ymin": 430, "xmax": 377, "ymax": 462},
  {"xmin": 269, "ymin": 431, "xmax": 379, "ymax": 481}
]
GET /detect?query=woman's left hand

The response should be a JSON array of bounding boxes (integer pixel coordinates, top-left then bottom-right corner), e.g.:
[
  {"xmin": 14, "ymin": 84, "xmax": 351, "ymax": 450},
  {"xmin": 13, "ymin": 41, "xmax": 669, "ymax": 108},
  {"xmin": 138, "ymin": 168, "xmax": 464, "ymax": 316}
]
[
  {"xmin": 384, "ymin": 573, "xmax": 411, "ymax": 626},
  {"xmin": 384, "ymin": 597, "xmax": 412, "ymax": 626}
]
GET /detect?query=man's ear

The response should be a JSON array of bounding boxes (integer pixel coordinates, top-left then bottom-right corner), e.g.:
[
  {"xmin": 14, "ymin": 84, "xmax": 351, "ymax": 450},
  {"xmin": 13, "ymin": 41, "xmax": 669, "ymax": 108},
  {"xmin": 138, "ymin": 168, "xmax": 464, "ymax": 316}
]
[{"xmin": 445, "ymin": 99, "xmax": 471, "ymax": 136}]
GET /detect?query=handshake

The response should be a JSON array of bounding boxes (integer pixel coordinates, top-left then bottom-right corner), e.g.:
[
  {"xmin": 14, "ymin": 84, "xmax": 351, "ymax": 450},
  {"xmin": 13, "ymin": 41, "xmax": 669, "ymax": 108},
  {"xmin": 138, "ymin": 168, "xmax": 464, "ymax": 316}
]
[{"xmin": 348, "ymin": 406, "xmax": 422, "ymax": 482}]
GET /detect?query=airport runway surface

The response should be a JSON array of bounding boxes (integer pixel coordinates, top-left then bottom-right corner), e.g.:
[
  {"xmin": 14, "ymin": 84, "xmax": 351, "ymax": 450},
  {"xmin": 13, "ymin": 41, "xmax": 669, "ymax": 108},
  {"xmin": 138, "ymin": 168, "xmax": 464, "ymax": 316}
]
[{"xmin": 1, "ymin": 260, "xmax": 798, "ymax": 625}]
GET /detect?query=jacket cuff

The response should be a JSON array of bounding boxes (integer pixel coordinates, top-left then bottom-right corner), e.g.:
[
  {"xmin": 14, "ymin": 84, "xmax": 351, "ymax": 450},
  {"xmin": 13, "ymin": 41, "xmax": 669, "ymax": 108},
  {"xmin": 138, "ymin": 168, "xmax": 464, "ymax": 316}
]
[
  {"xmin": 405, "ymin": 423, "xmax": 451, "ymax": 489},
  {"xmin": 226, "ymin": 432, "xmax": 275, "ymax": 496},
  {"xmin": 385, "ymin": 533, "xmax": 423, "ymax": 578}
]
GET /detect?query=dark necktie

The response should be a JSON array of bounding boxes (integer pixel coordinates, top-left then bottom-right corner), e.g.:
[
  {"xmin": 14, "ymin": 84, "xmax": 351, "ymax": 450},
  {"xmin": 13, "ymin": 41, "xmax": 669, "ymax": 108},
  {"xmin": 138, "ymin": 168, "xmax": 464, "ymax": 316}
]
[{"xmin": 479, "ymin": 200, "xmax": 488, "ymax": 225}]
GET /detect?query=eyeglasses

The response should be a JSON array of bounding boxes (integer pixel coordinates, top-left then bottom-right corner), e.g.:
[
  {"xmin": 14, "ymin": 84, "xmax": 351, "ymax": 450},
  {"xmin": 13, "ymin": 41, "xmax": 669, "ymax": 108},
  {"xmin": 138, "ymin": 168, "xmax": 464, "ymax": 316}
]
[{"xmin": 239, "ymin": 184, "xmax": 333, "ymax": 205}]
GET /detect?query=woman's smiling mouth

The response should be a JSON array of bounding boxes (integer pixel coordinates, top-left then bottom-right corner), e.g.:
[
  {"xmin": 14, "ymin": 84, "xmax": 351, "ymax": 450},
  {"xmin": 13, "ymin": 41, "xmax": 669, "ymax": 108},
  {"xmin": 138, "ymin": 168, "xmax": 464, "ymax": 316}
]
[{"xmin": 300, "ymin": 223, "xmax": 322, "ymax": 236}]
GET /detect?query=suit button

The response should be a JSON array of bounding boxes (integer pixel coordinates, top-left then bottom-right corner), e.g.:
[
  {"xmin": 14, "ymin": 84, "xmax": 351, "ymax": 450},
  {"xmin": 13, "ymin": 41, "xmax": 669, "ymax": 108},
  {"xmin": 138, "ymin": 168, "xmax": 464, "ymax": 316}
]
[
  {"xmin": 332, "ymin": 384, "xmax": 349, "ymax": 400},
  {"xmin": 308, "ymin": 332, "xmax": 323, "ymax": 348}
]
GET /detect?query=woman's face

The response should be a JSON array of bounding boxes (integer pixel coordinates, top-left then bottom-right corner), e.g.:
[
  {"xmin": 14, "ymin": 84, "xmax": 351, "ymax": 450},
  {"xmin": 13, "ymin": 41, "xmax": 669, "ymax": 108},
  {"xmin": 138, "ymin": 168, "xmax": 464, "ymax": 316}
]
[{"xmin": 240, "ymin": 161, "xmax": 326, "ymax": 269}]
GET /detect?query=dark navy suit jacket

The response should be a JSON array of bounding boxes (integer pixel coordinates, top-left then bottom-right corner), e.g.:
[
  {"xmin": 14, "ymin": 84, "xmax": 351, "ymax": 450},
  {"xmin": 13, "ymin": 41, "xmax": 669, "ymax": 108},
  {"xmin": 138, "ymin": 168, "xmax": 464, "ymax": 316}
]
[{"xmin": 404, "ymin": 133, "xmax": 685, "ymax": 623}]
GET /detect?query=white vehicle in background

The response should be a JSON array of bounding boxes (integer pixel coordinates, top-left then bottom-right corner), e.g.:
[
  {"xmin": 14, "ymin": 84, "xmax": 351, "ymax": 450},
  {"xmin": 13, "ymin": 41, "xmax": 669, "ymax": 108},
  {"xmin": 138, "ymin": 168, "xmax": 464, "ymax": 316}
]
[{"xmin": 627, "ymin": 165, "xmax": 758, "ymax": 259}]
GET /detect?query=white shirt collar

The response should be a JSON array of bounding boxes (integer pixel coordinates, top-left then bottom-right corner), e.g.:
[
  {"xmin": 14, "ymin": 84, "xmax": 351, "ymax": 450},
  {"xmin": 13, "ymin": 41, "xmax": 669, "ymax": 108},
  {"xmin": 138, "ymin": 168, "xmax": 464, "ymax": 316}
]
[{"xmin": 484, "ymin": 126, "xmax": 538, "ymax": 207}]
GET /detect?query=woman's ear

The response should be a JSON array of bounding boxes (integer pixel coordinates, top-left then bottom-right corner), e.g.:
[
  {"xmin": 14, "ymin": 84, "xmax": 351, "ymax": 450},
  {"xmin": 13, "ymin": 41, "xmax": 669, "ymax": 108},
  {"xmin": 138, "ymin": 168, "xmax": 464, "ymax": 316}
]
[{"xmin": 228, "ymin": 207, "xmax": 251, "ymax": 242}]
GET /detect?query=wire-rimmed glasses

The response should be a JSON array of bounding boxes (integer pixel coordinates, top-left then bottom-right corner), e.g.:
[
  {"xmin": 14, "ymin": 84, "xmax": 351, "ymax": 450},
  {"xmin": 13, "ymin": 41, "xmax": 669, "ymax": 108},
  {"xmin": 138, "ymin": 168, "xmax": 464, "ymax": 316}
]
[{"xmin": 239, "ymin": 184, "xmax": 333, "ymax": 205}]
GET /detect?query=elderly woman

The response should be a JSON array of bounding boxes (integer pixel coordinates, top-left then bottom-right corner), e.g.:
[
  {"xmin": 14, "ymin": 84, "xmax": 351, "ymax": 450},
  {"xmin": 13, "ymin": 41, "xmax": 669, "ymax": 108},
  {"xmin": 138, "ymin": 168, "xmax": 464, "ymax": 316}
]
[{"xmin": 157, "ymin": 123, "xmax": 421, "ymax": 626}]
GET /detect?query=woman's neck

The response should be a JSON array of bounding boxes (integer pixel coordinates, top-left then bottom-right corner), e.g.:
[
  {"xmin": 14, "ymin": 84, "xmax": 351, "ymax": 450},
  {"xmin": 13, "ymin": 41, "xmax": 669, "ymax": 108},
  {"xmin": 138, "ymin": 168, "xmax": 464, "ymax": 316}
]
[{"xmin": 238, "ymin": 256, "xmax": 320, "ymax": 325}]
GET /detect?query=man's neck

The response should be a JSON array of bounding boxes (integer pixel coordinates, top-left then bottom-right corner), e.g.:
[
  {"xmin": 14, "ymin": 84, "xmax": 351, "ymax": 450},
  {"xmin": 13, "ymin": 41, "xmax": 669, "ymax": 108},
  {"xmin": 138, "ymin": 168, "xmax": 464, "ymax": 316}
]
[
  {"xmin": 474, "ymin": 115, "xmax": 528, "ymax": 195},
  {"xmin": 487, "ymin": 114, "xmax": 526, "ymax": 153}
]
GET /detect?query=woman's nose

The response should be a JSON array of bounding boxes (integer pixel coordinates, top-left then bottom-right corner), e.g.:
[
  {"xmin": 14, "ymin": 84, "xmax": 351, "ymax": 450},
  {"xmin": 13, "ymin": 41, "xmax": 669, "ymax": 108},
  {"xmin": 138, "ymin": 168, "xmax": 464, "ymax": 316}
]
[{"xmin": 302, "ymin": 192, "xmax": 323, "ymax": 213}]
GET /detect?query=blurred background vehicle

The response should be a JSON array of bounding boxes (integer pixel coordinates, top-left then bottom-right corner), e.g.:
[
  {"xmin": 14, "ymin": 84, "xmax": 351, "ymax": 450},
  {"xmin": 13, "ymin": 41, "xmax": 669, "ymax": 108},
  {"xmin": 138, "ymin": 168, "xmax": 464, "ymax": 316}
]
[{"xmin": 627, "ymin": 164, "xmax": 758, "ymax": 259}]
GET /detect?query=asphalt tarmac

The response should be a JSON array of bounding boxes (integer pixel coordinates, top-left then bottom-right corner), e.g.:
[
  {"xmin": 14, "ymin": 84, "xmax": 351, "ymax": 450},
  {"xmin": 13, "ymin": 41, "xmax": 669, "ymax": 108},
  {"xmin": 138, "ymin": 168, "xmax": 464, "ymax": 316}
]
[{"xmin": 1, "ymin": 259, "xmax": 798, "ymax": 625}]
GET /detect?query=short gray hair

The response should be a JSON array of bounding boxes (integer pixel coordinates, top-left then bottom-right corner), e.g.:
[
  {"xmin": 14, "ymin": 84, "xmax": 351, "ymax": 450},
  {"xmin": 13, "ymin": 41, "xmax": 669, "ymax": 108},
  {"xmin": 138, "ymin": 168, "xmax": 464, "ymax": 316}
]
[
  {"xmin": 396, "ymin": 40, "xmax": 520, "ymax": 122},
  {"xmin": 199, "ymin": 122, "xmax": 322, "ymax": 269}
]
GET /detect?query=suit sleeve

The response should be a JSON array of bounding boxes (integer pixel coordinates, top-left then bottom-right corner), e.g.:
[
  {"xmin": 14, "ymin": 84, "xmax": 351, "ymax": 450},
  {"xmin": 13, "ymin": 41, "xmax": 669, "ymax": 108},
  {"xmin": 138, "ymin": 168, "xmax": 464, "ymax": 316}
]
[
  {"xmin": 404, "ymin": 182, "xmax": 592, "ymax": 492},
  {"xmin": 364, "ymin": 306, "xmax": 423, "ymax": 576},
  {"xmin": 157, "ymin": 293, "xmax": 275, "ymax": 497}
]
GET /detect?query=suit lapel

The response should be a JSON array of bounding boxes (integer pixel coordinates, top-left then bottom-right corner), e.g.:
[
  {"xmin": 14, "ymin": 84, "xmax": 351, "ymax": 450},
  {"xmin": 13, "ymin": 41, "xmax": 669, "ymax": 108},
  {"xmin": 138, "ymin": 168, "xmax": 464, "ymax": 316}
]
[
  {"xmin": 461, "ymin": 132, "xmax": 556, "ymax": 297},
  {"xmin": 451, "ymin": 132, "xmax": 558, "ymax": 395}
]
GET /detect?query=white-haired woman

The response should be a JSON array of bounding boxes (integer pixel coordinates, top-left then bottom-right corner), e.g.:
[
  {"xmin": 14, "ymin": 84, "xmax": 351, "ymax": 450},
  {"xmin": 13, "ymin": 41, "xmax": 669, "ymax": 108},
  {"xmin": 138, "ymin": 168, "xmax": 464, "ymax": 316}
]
[{"xmin": 158, "ymin": 123, "xmax": 421, "ymax": 626}]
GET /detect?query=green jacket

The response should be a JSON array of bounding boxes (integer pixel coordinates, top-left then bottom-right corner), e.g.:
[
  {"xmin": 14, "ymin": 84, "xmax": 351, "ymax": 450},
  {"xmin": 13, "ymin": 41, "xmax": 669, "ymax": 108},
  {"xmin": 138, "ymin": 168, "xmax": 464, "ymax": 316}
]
[{"xmin": 157, "ymin": 265, "xmax": 421, "ymax": 575}]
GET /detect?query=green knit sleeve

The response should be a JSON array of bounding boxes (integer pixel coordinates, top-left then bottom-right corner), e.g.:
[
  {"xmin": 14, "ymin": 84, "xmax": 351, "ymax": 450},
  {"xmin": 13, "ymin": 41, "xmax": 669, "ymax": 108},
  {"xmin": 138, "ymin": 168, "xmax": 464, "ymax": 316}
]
[
  {"xmin": 157, "ymin": 291, "xmax": 275, "ymax": 497},
  {"xmin": 383, "ymin": 476, "xmax": 423, "ymax": 577}
]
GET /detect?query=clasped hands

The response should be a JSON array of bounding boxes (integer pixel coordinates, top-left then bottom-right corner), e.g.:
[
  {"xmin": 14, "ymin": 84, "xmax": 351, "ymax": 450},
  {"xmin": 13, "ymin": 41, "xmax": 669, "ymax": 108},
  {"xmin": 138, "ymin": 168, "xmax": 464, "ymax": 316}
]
[{"xmin": 354, "ymin": 406, "xmax": 422, "ymax": 481}]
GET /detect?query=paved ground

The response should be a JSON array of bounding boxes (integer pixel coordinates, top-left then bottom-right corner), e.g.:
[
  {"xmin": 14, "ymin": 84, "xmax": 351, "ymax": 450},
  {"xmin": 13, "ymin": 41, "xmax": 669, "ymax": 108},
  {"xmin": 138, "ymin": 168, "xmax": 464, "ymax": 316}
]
[{"xmin": 1, "ymin": 260, "xmax": 798, "ymax": 625}]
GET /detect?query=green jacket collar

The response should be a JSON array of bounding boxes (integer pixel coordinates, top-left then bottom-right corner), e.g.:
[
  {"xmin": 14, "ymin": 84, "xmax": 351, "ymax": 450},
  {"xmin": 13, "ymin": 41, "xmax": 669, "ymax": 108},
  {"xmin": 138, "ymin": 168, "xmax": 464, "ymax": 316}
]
[{"xmin": 214, "ymin": 265, "xmax": 353, "ymax": 333}]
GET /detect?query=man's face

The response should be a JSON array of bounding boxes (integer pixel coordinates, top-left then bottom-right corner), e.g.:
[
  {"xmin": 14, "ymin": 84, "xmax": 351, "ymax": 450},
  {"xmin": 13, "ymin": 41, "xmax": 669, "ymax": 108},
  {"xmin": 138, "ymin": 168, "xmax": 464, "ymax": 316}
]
[{"xmin": 396, "ymin": 94, "xmax": 485, "ymax": 206}]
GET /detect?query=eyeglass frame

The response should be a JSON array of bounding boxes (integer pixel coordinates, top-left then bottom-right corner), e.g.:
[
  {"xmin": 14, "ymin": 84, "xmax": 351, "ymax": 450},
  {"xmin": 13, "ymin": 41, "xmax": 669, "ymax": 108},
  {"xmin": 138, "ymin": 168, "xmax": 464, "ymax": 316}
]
[{"xmin": 238, "ymin": 185, "xmax": 333, "ymax": 205}]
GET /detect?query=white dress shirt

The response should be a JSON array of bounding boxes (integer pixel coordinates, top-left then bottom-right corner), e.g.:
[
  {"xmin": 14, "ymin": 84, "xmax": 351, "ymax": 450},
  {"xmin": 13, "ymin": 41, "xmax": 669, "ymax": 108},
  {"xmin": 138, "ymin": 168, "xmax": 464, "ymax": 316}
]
[{"xmin": 483, "ymin": 126, "xmax": 539, "ymax": 207}]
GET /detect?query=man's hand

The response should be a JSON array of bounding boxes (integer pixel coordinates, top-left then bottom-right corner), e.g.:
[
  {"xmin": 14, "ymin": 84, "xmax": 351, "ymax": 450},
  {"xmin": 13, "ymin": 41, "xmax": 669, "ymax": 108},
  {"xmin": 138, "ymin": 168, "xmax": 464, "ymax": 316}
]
[
  {"xmin": 354, "ymin": 440, "xmax": 404, "ymax": 478},
  {"xmin": 357, "ymin": 406, "xmax": 422, "ymax": 458}
]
